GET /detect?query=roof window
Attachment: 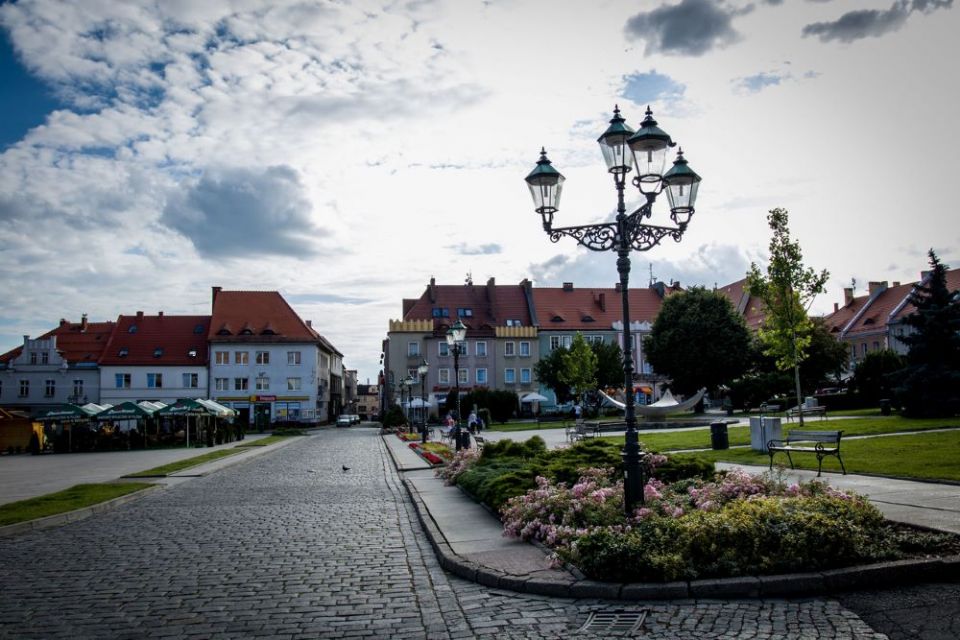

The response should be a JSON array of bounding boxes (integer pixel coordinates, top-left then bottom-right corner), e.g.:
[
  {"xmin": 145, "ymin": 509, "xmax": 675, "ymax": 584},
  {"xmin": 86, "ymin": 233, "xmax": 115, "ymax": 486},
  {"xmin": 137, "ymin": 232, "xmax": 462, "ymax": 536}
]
[
  {"xmin": 128, "ymin": 325, "xmax": 138, "ymax": 333},
  {"xmin": 153, "ymin": 347, "xmax": 164, "ymax": 358},
  {"xmin": 187, "ymin": 349, "xmax": 198, "ymax": 358},
  {"xmin": 193, "ymin": 324, "xmax": 205, "ymax": 334},
  {"xmin": 118, "ymin": 347, "xmax": 129, "ymax": 357}
]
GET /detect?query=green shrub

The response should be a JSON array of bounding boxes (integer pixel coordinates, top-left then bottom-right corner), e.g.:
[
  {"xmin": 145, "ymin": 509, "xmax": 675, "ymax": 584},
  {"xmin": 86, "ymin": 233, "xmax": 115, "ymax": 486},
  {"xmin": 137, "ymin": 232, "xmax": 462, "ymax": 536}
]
[
  {"xmin": 457, "ymin": 460, "xmax": 543, "ymax": 510},
  {"xmin": 651, "ymin": 454, "xmax": 714, "ymax": 483},
  {"xmin": 479, "ymin": 435, "xmax": 547, "ymax": 462},
  {"xmin": 543, "ymin": 440, "xmax": 622, "ymax": 485},
  {"xmin": 569, "ymin": 494, "xmax": 892, "ymax": 582}
]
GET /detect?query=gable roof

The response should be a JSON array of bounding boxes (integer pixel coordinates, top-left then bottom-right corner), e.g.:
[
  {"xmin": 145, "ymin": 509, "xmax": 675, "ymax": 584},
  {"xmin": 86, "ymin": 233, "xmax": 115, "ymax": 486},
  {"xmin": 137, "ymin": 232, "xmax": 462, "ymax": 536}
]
[
  {"xmin": 533, "ymin": 285, "xmax": 671, "ymax": 331},
  {"xmin": 100, "ymin": 314, "xmax": 211, "ymax": 366},
  {"xmin": 0, "ymin": 319, "xmax": 116, "ymax": 365},
  {"xmin": 888, "ymin": 267, "xmax": 960, "ymax": 324},
  {"xmin": 716, "ymin": 278, "xmax": 766, "ymax": 330},
  {"xmin": 209, "ymin": 290, "xmax": 318, "ymax": 344},
  {"xmin": 401, "ymin": 279, "xmax": 534, "ymax": 335}
]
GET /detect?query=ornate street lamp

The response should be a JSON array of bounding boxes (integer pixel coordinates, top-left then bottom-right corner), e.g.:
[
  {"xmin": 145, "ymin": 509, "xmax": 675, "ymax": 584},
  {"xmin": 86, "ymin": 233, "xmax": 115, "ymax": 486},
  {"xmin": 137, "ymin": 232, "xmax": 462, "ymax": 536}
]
[
  {"xmin": 418, "ymin": 358, "xmax": 430, "ymax": 444},
  {"xmin": 446, "ymin": 319, "xmax": 467, "ymax": 450},
  {"xmin": 526, "ymin": 105, "xmax": 701, "ymax": 514},
  {"xmin": 403, "ymin": 375, "xmax": 416, "ymax": 429}
]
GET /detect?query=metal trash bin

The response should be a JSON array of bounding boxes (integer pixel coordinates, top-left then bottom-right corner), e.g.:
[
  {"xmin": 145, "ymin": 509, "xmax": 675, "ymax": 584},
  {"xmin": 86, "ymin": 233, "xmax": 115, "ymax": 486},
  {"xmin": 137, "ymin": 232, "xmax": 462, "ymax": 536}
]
[{"xmin": 710, "ymin": 421, "xmax": 729, "ymax": 450}]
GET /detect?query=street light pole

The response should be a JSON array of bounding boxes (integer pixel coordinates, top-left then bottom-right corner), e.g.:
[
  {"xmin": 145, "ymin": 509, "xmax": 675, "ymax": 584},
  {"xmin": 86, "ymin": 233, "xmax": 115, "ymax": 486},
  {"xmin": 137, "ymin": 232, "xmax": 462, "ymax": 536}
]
[
  {"xmin": 525, "ymin": 106, "xmax": 701, "ymax": 515},
  {"xmin": 446, "ymin": 320, "xmax": 467, "ymax": 451},
  {"xmin": 418, "ymin": 358, "xmax": 429, "ymax": 444}
]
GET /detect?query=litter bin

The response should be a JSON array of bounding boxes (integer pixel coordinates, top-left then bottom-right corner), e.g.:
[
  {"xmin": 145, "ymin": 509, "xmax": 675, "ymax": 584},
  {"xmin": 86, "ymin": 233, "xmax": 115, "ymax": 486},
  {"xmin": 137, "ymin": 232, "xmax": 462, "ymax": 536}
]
[{"xmin": 710, "ymin": 421, "xmax": 729, "ymax": 450}]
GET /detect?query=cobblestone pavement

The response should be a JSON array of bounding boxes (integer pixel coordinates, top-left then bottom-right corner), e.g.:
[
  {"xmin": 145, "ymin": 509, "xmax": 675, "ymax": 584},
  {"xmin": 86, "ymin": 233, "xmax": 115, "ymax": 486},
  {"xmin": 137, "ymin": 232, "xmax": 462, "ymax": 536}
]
[{"xmin": 0, "ymin": 428, "xmax": 888, "ymax": 639}]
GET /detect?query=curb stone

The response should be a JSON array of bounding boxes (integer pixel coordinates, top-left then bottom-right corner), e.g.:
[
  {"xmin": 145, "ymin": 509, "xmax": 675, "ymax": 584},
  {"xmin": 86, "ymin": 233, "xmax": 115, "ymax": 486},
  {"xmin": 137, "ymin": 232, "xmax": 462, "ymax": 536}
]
[{"xmin": 390, "ymin": 440, "xmax": 960, "ymax": 600}]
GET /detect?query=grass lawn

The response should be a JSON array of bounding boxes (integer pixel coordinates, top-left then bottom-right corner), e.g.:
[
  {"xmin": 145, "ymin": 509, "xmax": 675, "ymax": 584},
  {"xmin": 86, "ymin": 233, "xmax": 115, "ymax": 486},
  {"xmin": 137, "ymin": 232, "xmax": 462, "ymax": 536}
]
[
  {"xmin": 126, "ymin": 448, "xmax": 246, "ymax": 477},
  {"xmin": 0, "ymin": 483, "xmax": 154, "ymax": 527},
  {"xmin": 696, "ymin": 430, "xmax": 960, "ymax": 482},
  {"xmin": 596, "ymin": 415, "xmax": 960, "ymax": 452}
]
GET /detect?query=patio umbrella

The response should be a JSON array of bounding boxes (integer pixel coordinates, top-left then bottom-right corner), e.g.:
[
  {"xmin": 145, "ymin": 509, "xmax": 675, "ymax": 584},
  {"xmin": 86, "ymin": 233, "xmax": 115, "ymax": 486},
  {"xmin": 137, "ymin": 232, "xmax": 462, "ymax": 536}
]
[
  {"xmin": 520, "ymin": 392, "xmax": 549, "ymax": 403},
  {"xmin": 156, "ymin": 399, "xmax": 216, "ymax": 447},
  {"xmin": 408, "ymin": 398, "xmax": 432, "ymax": 408},
  {"xmin": 95, "ymin": 401, "xmax": 153, "ymax": 421},
  {"xmin": 40, "ymin": 404, "xmax": 97, "ymax": 423}
]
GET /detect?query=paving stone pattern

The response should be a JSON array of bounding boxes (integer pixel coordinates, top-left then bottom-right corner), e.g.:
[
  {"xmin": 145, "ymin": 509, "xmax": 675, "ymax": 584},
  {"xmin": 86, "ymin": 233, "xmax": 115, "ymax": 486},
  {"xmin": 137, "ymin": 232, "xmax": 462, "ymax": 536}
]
[{"xmin": 0, "ymin": 429, "xmax": 888, "ymax": 639}]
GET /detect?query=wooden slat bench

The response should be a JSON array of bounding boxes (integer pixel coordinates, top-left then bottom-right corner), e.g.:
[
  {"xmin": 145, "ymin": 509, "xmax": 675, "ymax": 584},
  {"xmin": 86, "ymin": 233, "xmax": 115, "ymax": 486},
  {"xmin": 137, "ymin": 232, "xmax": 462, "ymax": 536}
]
[{"xmin": 767, "ymin": 430, "xmax": 846, "ymax": 477}]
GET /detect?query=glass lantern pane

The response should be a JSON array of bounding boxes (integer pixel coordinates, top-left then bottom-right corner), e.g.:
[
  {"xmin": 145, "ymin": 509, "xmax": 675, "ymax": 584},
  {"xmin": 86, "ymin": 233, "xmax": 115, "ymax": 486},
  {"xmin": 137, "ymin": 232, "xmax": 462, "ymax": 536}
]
[
  {"xmin": 631, "ymin": 142, "xmax": 669, "ymax": 179},
  {"xmin": 666, "ymin": 179, "xmax": 698, "ymax": 212},
  {"xmin": 599, "ymin": 139, "xmax": 633, "ymax": 174}
]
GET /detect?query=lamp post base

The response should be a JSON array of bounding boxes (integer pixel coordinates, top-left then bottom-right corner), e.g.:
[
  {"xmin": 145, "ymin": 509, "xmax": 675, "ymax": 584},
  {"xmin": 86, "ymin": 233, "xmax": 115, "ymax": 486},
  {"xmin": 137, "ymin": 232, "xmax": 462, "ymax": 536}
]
[{"xmin": 622, "ymin": 430, "xmax": 645, "ymax": 514}]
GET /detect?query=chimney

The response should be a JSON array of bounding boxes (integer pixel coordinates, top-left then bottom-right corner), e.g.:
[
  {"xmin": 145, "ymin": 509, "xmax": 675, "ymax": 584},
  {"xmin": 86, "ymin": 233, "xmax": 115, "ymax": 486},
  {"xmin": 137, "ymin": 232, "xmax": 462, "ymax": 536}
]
[
  {"xmin": 598, "ymin": 292, "xmax": 606, "ymax": 311},
  {"xmin": 59, "ymin": 318, "xmax": 68, "ymax": 327},
  {"xmin": 562, "ymin": 282, "xmax": 573, "ymax": 291},
  {"xmin": 212, "ymin": 286, "xmax": 222, "ymax": 308},
  {"xmin": 158, "ymin": 311, "xmax": 164, "ymax": 318},
  {"xmin": 615, "ymin": 283, "xmax": 622, "ymax": 293},
  {"xmin": 843, "ymin": 287, "xmax": 854, "ymax": 306},
  {"xmin": 306, "ymin": 319, "xmax": 312, "ymax": 328},
  {"xmin": 136, "ymin": 311, "xmax": 144, "ymax": 320},
  {"xmin": 80, "ymin": 314, "xmax": 88, "ymax": 332},
  {"xmin": 428, "ymin": 277, "xmax": 437, "ymax": 303},
  {"xmin": 892, "ymin": 281, "xmax": 900, "ymax": 287},
  {"xmin": 868, "ymin": 281, "xmax": 888, "ymax": 297},
  {"xmin": 487, "ymin": 277, "xmax": 497, "ymax": 319},
  {"xmin": 834, "ymin": 302, "xmax": 839, "ymax": 313}
]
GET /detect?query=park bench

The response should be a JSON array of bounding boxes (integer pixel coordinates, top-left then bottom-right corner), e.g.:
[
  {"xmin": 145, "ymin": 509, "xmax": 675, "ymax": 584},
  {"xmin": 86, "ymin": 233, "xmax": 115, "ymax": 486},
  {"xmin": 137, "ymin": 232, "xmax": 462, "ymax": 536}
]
[
  {"xmin": 785, "ymin": 405, "xmax": 828, "ymax": 422},
  {"xmin": 566, "ymin": 420, "xmax": 597, "ymax": 442},
  {"xmin": 767, "ymin": 430, "xmax": 846, "ymax": 477}
]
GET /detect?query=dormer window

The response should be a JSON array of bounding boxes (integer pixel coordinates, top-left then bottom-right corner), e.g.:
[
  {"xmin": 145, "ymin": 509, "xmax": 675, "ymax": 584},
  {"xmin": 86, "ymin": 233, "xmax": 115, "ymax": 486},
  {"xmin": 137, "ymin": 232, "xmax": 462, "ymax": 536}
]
[
  {"xmin": 187, "ymin": 349, "xmax": 198, "ymax": 358},
  {"xmin": 550, "ymin": 314, "xmax": 564, "ymax": 323},
  {"xmin": 261, "ymin": 328, "xmax": 276, "ymax": 335},
  {"xmin": 431, "ymin": 307, "xmax": 450, "ymax": 318},
  {"xmin": 128, "ymin": 325, "xmax": 137, "ymax": 333},
  {"xmin": 118, "ymin": 347, "xmax": 129, "ymax": 357},
  {"xmin": 581, "ymin": 315, "xmax": 595, "ymax": 322},
  {"xmin": 193, "ymin": 324, "xmax": 205, "ymax": 335},
  {"xmin": 153, "ymin": 347, "xmax": 164, "ymax": 358},
  {"xmin": 505, "ymin": 319, "xmax": 522, "ymax": 326},
  {"xmin": 240, "ymin": 328, "xmax": 254, "ymax": 335},
  {"xmin": 457, "ymin": 308, "xmax": 473, "ymax": 317}
]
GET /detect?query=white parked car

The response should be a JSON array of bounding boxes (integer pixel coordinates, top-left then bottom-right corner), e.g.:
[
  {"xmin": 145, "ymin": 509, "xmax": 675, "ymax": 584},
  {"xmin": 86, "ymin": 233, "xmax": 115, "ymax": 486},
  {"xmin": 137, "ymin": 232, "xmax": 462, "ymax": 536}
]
[{"xmin": 336, "ymin": 415, "xmax": 353, "ymax": 427}]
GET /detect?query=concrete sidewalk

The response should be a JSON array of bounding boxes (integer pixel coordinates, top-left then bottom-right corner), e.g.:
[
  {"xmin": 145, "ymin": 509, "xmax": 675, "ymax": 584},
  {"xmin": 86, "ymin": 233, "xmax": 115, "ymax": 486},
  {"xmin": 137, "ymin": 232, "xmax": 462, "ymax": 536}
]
[
  {"xmin": 382, "ymin": 433, "xmax": 960, "ymax": 600},
  {"xmin": 0, "ymin": 432, "xmax": 297, "ymax": 505}
]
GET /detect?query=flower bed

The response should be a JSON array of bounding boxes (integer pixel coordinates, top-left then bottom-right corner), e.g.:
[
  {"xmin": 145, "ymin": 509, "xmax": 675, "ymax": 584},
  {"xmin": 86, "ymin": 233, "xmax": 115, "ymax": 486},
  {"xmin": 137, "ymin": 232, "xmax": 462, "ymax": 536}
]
[
  {"xmin": 436, "ymin": 437, "xmax": 958, "ymax": 582},
  {"xmin": 408, "ymin": 441, "xmax": 445, "ymax": 466}
]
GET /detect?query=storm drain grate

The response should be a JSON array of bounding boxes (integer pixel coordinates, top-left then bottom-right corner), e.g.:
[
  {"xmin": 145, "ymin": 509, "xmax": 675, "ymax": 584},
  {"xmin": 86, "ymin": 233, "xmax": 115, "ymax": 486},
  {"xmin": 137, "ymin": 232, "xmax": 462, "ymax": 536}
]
[{"xmin": 576, "ymin": 610, "xmax": 647, "ymax": 635}]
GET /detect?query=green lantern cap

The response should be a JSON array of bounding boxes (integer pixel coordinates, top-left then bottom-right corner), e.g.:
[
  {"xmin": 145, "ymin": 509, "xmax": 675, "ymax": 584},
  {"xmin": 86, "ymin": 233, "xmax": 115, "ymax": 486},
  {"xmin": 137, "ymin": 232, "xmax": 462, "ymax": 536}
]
[
  {"xmin": 663, "ymin": 148, "xmax": 701, "ymax": 184},
  {"xmin": 524, "ymin": 148, "xmax": 564, "ymax": 186},
  {"xmin": 626, "ymin": 106, "xmax": 676, "ymax": 150},
  {"xmin": 596, "ymin": 105, "xmax": 635, "ymax": 145}
]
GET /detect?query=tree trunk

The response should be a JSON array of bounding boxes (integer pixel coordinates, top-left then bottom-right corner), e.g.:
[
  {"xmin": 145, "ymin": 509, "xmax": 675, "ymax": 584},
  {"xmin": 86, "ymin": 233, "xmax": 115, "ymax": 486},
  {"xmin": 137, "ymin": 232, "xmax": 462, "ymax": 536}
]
[{"xmin": 794, "ymin": 364, "xmax": 804, "ymax": 428}]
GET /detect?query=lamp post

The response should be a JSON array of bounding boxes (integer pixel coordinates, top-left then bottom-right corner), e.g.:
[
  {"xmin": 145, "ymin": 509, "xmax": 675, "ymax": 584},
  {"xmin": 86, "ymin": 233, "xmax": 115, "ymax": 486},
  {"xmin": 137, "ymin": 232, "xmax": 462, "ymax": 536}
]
[
  {"xmin": 402, "ymin": 376, "xmax": 416, "ymax": 431},
  {"xmin": 418, "ymin": 358, "xmax": 429, "ymax": 443},
  {"xmin": 446, "ymin": 319, "xmax": 467, "ymax": 450},
  {"xmin": 525, "ymin": 105, "xmax": 701, "ymax": 514}
]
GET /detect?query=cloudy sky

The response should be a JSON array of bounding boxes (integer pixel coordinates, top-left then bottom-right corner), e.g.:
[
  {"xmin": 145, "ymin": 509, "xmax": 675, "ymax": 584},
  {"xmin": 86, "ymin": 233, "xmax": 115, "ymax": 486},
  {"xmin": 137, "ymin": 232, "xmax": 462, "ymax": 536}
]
[{"xmin": 1, "ymin": 0, "xmax": 957, "ymax": 384}]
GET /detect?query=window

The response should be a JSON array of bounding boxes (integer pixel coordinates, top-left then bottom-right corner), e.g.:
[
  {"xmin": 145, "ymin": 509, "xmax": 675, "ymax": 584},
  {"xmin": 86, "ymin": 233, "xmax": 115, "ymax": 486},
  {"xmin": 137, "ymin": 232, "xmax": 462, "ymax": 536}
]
[
  {"xmin": 476, "ymin": 341, "xmax": 487, "ymax": 357},
  {"xmin": 215, "ymin": 378, "xmax": 229, "ymax": 391},
  {"xmin": 549, "ymin": 335, "xmax": 572, "ymax": 350},
  {"xmin": 407, "ymin": 368, "xmax": 419, "ymax": 379},
  {"xmin": 44, "ymin": 379, "xmax": 55, "ymax": 397},
  {"xmin": 234, "ymin": 351, "xmax": 249, "ymax": 365},
  {"xmin": 873, "ymin": 341, "xmax": 880, "ymax": 351},
  {"xmin": 41, "ymin": 352, "xmax": 49, "ymax": 364},
  {"xmin": 505, "ymin": 319, "xmax": 521, "ymax": 327},
  {"xmin": 585, "ymin": 335, "xmax": 604, "ymax": 345},
  {"xmin": 407, "ymin": 342, "xmax": 420, "ymax": 357},
  {"xmin": 153, "ymin": 347, "xmax": 164, "ymax": 358},
  {"xmin": 73, "ymin": 379, "xmax": 83, "ymax": 398},
  {"xmin": 431, "ymin": 307, "xmax": 450, "ymax": 318},
  {"xmin": 128, "ymin": 324, "xmax": 138, "ymax": 333},
  {"xmin": 476, "ymin": 368, "xmax": 488, "ymax": 385},
  {"xmin": 30, "ymin": 352, "xmax": 38, "ymax": 364},
  {"xmin": 458, "ymin": 368, "xmax": 468, "ymax": 384},
  {"xmin": 183, "ymin": 373, "xmax": 199, "ymax": 388},
  {"xmin": 438, "ymin": 368, "xmax": 450, "ymax": 384},
  {"xmin": 457, "ymin": 308, "xmax": 473, "ymax": 317},
  {"xmin": 861, "ymin": 343, "xmax": 867, "ymax": 357},
  {"xmin": 549, "ymin": 336, "xmax": 561, "ymax": 350},
  {"xmin": 287, "ymin": 377, "xmax": 302, "ymax": 391},
  {"xmin": 215, "ymin": 351, "xmax": 229, "ymax": 365},
  {"xmin": 234, "ymin": 377, "xmax": 249, "ymax": 391},
  {"xmin": 118, "ymin": 347, "xmax": 129, "ymax": 358},
  {"xmin": 188, "ymin": 349, "xmax": 198, "ymax": 358},
  {"xmin": 115, "ymin": 374, "xmax": 131, "ymax": 389},
  {"xmin": 519, "ymin": 341, "xmax": 530, "ymax": 356},
  {"xmin": 320, "ymin": 353, "xmax": 329, "ymax": 369},
  {"xmin": 439, "ymin": 342, "xmax": 449, "ymax": 357},
  {"xmin": 504, "ymin": 341, "xmax": 515, "ymax": 356},
  {"xmin": 147, "ymin": 373, "xmax": 163, "ymax": 388},
  {"xmin": 193, "ymin": 323, "xmax": 205, "ymax": 334},
  {"xmin": 288, "ymin": 351, "xmax": 301, "ymax": 366},
  {"xmin": 504, "ymin": 368, "xmax": 516, "ymax": 384},
  {"xmin": 520, "ymin": 368, "xmax": 532, "ymax": 384},
  {"xmin": 256, "ymin": 351, "xmax": 270, "ymax": 365},
  {"xmin": 256, "ymin": 376, "xmax": 270, "ymax": 391},
  {"xmin": 18, "ymin": 379, "xmax": 29, "ymax": 397}
]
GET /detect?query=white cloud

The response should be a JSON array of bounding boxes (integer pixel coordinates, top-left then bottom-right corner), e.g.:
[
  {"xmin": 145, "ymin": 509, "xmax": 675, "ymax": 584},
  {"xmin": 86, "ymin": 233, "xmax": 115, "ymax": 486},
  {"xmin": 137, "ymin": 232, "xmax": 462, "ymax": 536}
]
[{"xmin": 0, "ymin": 0, "xmax": 958, "ymax": 382}]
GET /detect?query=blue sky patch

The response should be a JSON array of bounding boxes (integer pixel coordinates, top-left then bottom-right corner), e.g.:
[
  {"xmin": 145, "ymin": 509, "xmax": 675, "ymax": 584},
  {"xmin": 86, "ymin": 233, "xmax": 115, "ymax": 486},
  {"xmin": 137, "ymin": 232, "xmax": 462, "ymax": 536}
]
[
  {"xmin": 0, "ymin": 30, "xmax": 64, "ymax": 148},
  {"xmin": 621, "ymin": 70, "xmax": 686, "ymax": 107}
]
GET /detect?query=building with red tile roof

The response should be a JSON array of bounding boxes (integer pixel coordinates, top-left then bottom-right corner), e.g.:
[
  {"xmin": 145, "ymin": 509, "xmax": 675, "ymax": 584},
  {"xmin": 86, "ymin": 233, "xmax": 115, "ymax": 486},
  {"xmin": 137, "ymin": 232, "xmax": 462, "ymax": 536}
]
[
  {"xmin": 0, "ymin": 316, "xmax": 115, "ymax": 414},
  {"xmin": 716, "ymin": 278, "xmax": 766, "ymax": 331},
  {"xmin": 823, "ymin": 267, "xmax": 960, "ymax": 367},
  {"xmin": 208, "ymin": 287, "xmax": 343, "ymax": 426},
  {"xmin": 98, "ymin": 312, "xmax": 211, "ymax": 405}
]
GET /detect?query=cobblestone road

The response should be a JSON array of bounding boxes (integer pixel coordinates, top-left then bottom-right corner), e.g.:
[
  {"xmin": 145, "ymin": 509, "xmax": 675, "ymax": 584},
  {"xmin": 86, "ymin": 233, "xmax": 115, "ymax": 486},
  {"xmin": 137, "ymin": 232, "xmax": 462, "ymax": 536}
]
[{"xmin": 0, "ymin": 428, "xmax": 889, "ymax": 639}]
